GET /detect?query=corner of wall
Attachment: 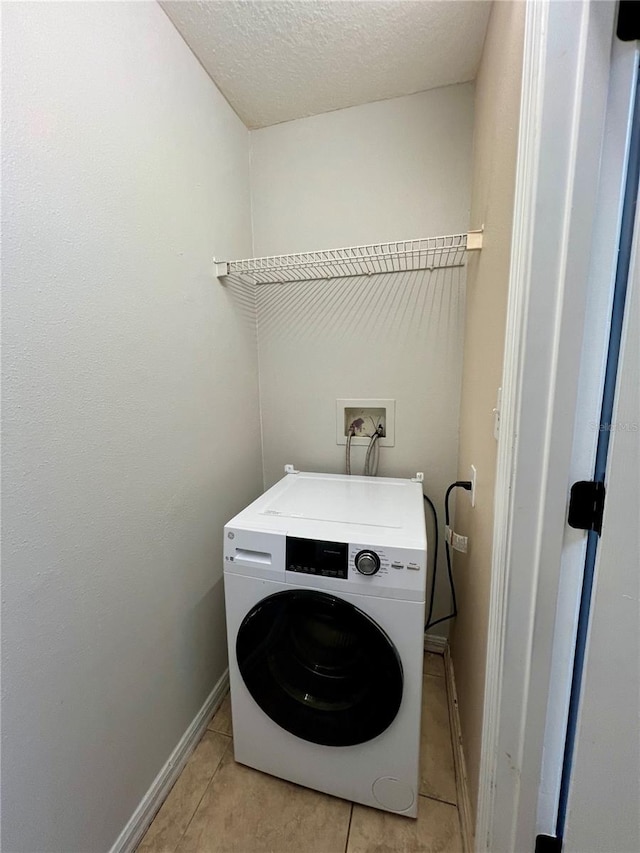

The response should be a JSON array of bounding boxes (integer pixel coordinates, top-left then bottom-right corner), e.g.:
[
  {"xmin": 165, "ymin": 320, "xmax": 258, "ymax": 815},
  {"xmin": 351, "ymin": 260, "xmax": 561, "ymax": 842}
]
[
  {"xmin": 449, "ymin": 0, "xmax": 526, "ymax": 822},
  {"xmin": 247, "ymin": 130, "xmax": 268, "ymax": 491}
]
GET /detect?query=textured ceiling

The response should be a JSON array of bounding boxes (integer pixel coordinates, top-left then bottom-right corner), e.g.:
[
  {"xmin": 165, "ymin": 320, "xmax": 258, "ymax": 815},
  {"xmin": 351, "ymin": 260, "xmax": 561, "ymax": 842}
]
[{"xmin": 161, "ymin": 1, "xmax": 491, "ymax": 129}]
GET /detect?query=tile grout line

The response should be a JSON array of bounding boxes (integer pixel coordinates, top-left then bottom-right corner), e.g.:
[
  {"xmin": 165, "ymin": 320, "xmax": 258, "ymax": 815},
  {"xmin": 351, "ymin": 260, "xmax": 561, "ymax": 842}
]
[
  {"xmin": 443, "ymin": 645, "xmax": 473, "ymax": 852},
  {"xmin": 445, "ymin": 670, "xmax": 458, "ymax": 793},
  {"xmin": 172, "ymin": 733, "xmax": 233, "ymax": 853},
  {"xmin": 420, "ymin": 667, "xmax": 458, "ymax": 808},
  {"xmin": 418, "ymin": 791, "xmax": 458, "ymax": 808},
  {"xmin": 457, "ymin": 802, "xmax": 465, "ymax": 853},
  {"xmin": 423, "ymin": 652, "xmax": 466, "ymax": 846},
  {"xmin": 441, "ymin": 659, "xmax": 458, "ymax": 807},
  {"xmin": 344, "ymin": 802, "xmax": 354, "ymax": 853}
]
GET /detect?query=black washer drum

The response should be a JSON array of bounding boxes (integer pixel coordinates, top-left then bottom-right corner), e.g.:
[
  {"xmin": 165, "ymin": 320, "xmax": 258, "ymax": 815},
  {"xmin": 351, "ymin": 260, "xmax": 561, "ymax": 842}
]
[{"xmin": 236, "ymin": 589, "xmax": 404, "ymax": 747}]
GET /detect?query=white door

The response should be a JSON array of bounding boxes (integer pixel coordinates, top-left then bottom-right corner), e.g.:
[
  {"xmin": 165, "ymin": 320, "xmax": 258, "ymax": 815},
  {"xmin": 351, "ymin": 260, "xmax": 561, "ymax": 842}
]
[
  {"xmin": 477, "ymin": 5, "xmax": 639, "ymax": 850},
  {"xmin": 562, "ymin": 154, "xmax": 640, "ymax": 853},
  {"xmin": 534, "ymin": 34, "xmax": 640, "ymax": 848}
]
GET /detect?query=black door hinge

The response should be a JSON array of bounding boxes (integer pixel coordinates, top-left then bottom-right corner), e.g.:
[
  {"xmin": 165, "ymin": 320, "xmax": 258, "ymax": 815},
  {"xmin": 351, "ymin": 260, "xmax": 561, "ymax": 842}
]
[
  {"xmin": 617, "ymin": 0, "xmax": 640, "ymax": 41},
  {"xmin": 535, "ymin": 835, "xmax": 563, "ymax": 853},
  {"xmin": 568, "ymin": 480, "xmax": 606, "ymax": 536}
]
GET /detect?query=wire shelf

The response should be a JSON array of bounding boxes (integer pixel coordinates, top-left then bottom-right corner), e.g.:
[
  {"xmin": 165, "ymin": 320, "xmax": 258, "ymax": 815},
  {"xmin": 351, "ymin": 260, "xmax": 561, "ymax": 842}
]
[{"xmin": 215, "ymin": 232, "xmax": 482, "ymax": 285}]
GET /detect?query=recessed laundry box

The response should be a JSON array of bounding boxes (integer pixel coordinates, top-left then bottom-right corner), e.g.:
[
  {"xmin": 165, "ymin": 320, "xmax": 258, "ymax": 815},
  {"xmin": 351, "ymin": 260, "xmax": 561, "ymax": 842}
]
[{"xmin": 223, "ymin": 470, "xmax": 428, "ymax": 817}]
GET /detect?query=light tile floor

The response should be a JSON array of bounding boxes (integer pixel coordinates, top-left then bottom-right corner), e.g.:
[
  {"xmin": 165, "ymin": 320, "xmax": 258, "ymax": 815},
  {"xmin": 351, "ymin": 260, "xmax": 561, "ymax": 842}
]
[{"xmin": 138, "ymin": 653, "xmax": 462, "ymax": 853}]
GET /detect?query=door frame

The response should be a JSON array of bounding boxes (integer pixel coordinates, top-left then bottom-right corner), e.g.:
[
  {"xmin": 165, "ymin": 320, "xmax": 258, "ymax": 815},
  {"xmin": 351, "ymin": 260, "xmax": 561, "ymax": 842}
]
[{"xmin": 476, "ymin": 1, "xmax": 626, "ymax": 849}]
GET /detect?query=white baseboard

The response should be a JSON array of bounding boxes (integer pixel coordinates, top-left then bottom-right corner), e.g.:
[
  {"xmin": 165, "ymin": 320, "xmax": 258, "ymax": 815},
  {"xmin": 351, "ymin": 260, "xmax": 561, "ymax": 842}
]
[
  {"xmin": 110, "ymin": 669, "xmax": 230, "ymax": 853},
  {"xmin": 424, "ymin": 633, "xmax": 448, "ymax": 654},
  {"xmin": 444, "ymin": 646, "xmax": 474, "ymax": 853}
]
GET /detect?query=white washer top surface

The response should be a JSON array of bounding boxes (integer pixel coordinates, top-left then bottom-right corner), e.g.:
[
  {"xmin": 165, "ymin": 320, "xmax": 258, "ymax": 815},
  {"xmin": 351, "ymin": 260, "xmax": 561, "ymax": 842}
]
[{"xmin": 227, "ymin": 471, "xmax": 426, "ymax": 550}]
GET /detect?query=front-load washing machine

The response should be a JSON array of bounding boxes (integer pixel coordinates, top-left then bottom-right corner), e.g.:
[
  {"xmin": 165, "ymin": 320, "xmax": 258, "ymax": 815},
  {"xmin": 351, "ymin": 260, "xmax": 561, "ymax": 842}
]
[{"xmin": 223, "ymin": 470, "xmax": 427, "ymax": 817}]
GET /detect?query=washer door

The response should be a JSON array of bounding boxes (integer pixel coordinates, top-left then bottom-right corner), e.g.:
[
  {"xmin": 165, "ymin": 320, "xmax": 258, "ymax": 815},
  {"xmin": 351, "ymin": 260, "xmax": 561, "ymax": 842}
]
[{"xmin": 236, "ymin": 590, "xmax": 403, "ymax": 747}]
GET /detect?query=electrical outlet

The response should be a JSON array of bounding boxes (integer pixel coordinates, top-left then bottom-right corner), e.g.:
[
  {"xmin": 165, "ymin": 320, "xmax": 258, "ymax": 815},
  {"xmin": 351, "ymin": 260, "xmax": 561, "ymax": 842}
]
[
  {"xmin": 452, "ymin": 532, "xmax": 468, "ymax": 552},
  {"xmin": 445, "ymin": 526, "xmax": 469, "ymax": 552},
  {"xmin": 470, "ymin": 465, "xmax": 477, "ymax": 507},
  {"xmin": 336, "ymin": 399, "xmax": 395, "ymax": 447},
  {"xmin": 493, "ymin": 387, "xmax": 502, "ymax": 440}
]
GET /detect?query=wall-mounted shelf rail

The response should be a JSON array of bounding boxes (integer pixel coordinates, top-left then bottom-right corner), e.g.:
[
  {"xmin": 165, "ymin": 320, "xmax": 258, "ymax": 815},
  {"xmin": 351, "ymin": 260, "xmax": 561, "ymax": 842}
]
[{"xmin": 214, "ymin": 231, "xmax": 482, "ymax": 285}]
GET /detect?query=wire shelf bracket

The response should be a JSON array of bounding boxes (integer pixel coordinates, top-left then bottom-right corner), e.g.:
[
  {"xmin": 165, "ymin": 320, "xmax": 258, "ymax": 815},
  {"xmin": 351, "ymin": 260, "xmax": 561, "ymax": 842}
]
[{"xmin": 214, "ymin": 230, "xmax": 483, "ymax": 286}]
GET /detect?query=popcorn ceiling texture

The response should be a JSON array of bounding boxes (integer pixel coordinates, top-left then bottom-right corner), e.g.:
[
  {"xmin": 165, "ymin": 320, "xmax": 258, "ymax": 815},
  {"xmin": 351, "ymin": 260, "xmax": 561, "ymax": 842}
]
[{"xmin": 161, "ymin": 0, "xmax": 491, "ymax": 128}]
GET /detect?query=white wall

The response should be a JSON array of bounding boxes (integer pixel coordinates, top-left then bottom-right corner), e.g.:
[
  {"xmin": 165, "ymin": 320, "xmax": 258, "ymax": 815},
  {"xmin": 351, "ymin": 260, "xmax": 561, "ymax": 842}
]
[
  {"xmin": 250, "ymin": 87, "xmax": 474, "ymax": 628},
  {"xmin": 1, "ymin": 4, "xmax": 262, "ymax": 851},
  {"xmin": 251, "ymin": 87, "xmax": 474, "ymax": 255}
]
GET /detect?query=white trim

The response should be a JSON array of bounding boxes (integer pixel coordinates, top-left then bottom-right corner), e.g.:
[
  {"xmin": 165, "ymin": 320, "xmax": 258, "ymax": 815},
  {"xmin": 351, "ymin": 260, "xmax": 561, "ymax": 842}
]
[
  {"xmin": 444, "ymin": 645, "xmax": 473, "ymax": 853},
  {"xmin": 423, "ymin": 634, "xmax": 447, "ymax": 654},
  {"xmin": 477, "ymin": 1, "xmax": 617, "ymax": 850},
  {"xmin": 109, "ymin": 670, "xmax": 229, "ymax": 853},
  {"xmin": 476, "ymin": 1, "xmax": 548, "ymax": 842}
]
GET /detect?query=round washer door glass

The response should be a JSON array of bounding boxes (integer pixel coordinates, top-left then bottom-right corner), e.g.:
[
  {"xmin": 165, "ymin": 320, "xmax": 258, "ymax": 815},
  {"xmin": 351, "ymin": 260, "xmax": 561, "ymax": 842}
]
[{"xmin": 236, "ymin": 590, "xmax": 403, "ymax": 747}]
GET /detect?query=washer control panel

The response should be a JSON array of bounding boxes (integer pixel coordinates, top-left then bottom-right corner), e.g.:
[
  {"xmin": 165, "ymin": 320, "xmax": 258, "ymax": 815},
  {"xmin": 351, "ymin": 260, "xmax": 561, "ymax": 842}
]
[
  {"xmin": 354, "ymin": 550, "xmax": 381, "ymax": 576},
  {"xmin": 226, "ymin": 528, "xmax": 426, "ymax": 600},
  {"xmin": 348, "ymin": 545, "xmax": 423, "ymax": 578}
]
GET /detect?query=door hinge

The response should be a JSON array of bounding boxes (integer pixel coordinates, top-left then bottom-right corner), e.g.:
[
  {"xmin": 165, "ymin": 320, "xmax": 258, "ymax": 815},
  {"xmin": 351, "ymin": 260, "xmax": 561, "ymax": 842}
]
[
  {"xmin": 568, "ymin": 480, "xmax": 606, "ymax": 536},
  {"xmin": 535, "ymin": 835, "xmax": 563, "ymax": 853}
]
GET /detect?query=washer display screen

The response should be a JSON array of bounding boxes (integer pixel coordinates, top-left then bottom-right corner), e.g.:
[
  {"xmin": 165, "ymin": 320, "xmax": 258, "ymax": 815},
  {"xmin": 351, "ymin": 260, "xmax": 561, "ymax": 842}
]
[
  {"xmin": 236, "ymin": 590, "xmax": 403, "ymax": 747},
  {"xmin": 286, "ymin": 537, "xmax": 348, "ymax": 579}
]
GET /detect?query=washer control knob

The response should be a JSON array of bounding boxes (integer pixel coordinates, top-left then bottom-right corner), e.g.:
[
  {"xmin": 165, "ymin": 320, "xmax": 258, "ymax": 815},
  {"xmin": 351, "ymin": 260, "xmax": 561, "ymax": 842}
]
[{"xmin": 355, "ymin": 550, "xmax": 381, "ymax": 576}]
